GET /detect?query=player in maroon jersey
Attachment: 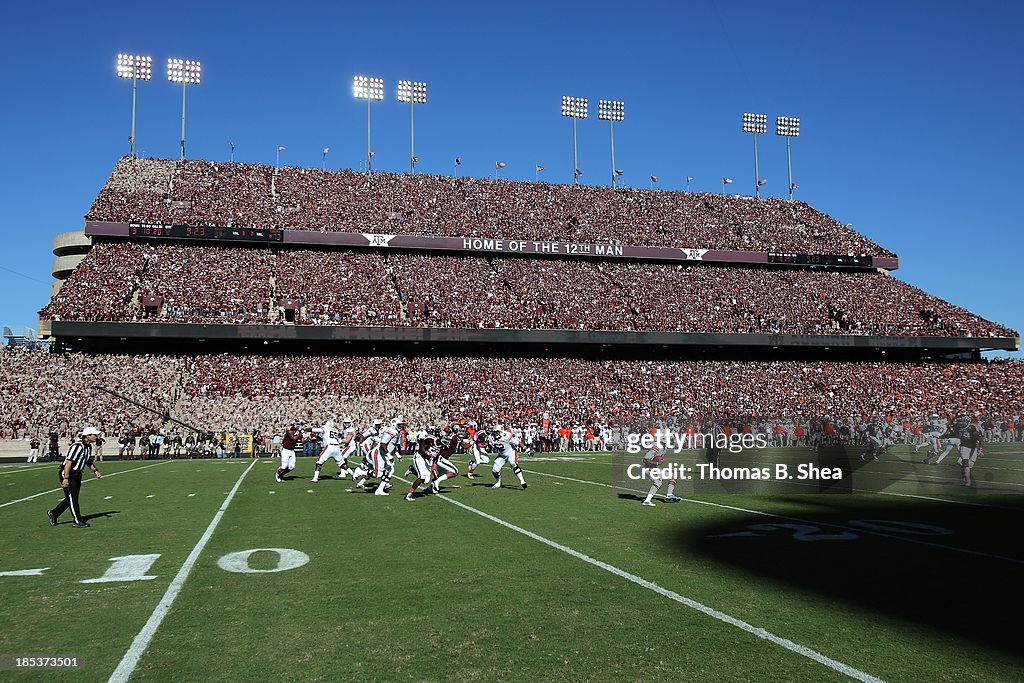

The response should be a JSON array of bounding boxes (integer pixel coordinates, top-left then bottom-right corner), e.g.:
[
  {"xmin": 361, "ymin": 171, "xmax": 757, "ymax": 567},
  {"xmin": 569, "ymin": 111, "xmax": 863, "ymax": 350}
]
[
  {"xmin": 429, "ymin": 423, "xmax": 463, "ymax": 493},
  {"xmin": 275, "ymin": 424, "xmax": 302, "ymax": 482}
]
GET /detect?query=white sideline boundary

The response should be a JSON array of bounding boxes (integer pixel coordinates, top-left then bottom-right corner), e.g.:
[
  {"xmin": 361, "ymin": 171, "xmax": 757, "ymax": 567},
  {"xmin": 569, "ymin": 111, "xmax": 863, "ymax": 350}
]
[
  {"xmin": 107, "ymin": 458, "xmax": 258, "ymax": 683},
  {"xmin": 0, "ymin": 462, "xmax": 171, "ymax": 510},
  {"xmin": 399, "ymin": 476, "xmax": 884, "ymax": 683},
  {"xmin": 522, "ymin": 469, "xmax": 1024, "ymax": 566}
]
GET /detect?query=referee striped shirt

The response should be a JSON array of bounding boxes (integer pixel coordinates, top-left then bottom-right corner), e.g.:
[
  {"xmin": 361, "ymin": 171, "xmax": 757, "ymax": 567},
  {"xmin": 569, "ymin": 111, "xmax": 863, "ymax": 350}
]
[{"xmin": 61, "ymin": 440, "xmax": 94, "ymax": 475}]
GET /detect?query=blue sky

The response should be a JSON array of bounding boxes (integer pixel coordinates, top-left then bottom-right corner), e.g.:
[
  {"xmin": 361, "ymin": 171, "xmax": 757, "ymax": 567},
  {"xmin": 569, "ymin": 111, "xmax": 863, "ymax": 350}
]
[{"xmin": 1, "ymin": 1, "xmax": 1020, "ymax": 353}]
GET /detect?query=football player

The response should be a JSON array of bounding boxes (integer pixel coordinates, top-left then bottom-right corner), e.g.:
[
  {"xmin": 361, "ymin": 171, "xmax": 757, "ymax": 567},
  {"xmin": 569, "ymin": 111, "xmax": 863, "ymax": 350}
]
[
  {"xmin": 275, "ymin": 423, "xmax": 302, "ymax": 483},
  {"xmin": 490, "ymin": 425, "xmax": 527, "ymax": 490},
  {"xmin": 371, "ymin": 416, "xmax": 405, "ymax": 496},
  {"xmin": 957, "ymin": 418, "xmax": 984, "ymax": 486},
  {"xmin": 917, "ymin": 415, "xmax": 947, "ymax": 462},
  {"xmin": 641, "ymin": 445, "xmax": 680, "ymax": 506},
  {"xmin": 353, "ymin": 419, "xmax": 383, "ymax": 490},
  {"xmin": 928, "ymin": 419, "xmax": 964, "ymax": 465},
  {"xmin": 430, "ymin": 423, "xmax": 463, "ymax": 493},
  {"xmin": 467, "ymin": 421, "xmax": 491, "ymax": 478},
  {"xmin": 311, "ymin": 419, "xmax": 345, "ymax": 483},
  {"xmin": 859, "ymin": 420, "xmax": 885, "ymax": 461},
  {"xmin": 406, "ymin": 426, "xmax": 438, "ymax": 501},
  {"xmin": 524, "ymin": 423, "xmax": 537, "ymax": 456},
  {"xmin": 336, "ymin": 417, "xmax": 357, "ymax": 480}
]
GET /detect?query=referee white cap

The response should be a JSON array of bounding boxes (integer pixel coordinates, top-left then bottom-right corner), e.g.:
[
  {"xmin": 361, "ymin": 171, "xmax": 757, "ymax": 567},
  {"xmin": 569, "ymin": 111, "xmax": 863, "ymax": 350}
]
[{"xmin": 81, "ymin": 426, "xmax": 102, "ymax": 436}]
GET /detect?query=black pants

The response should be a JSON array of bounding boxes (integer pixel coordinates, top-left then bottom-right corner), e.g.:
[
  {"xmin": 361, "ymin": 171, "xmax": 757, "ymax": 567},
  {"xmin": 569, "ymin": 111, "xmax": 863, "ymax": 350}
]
[{"xmin": 52, "ymin": 473, "xmax": 83, "ymax": 524}]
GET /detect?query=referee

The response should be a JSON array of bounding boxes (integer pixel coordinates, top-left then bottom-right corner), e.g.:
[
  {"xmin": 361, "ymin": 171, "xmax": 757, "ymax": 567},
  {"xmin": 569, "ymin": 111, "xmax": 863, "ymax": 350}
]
[{"xmin": 47, "ymin": 426, "xmax": 102, "ymax": 528}]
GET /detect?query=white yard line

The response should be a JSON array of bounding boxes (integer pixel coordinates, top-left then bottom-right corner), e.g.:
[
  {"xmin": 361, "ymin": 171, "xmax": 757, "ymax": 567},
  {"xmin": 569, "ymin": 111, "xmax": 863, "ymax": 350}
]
[
  {"xmin": 0, "ymin": 462, "xmax": 172, "ymax": 510},
  {"xmin": 397, "ymin": 474, "xmax": 883, "ymax": 683},
  {"xmin": 521, "ymin": 469, "xmax": 1024, "ymax": 566},
  {"xmin": 107, "ymin": 458, "xmax": 257, "ymax": 683},
  {"xmin": 0, "ymin": 463, "xmax": 58, "ymax": 474}
]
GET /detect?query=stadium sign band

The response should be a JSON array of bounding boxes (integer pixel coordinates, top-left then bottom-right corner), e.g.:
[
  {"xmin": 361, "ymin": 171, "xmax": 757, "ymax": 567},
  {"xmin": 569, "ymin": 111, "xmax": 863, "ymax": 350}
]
[{"xmin": 85, "ymin": 221, "xmax": 899, "ymax": 270}]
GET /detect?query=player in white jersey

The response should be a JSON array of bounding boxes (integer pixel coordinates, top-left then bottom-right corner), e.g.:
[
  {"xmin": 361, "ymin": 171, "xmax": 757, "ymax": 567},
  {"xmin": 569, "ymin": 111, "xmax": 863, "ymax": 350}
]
[
  {"xmin": 406, "ymin": 428, "xmax": 438, "ymax": 501},
  {"xmin": 353, "ymin": 419, "xmax": 382, "ymax": 489},
  {"xmin": 929, "ymin": 421, "xmax": 964, "ymax": 465},
  {"xmin": 524, "ymin": 424, "xmax": 537, "ymax": 456},
  {"xmin": 467, "ymin": 422, "xmax": 491, "ymax": 478},
  {"xmin": 916, "ymin": 416, "xmax": 947, "ymax": 461},
  {"xmin": 337, "ymin": 417, "xmax": 357, "ymax": 476},
  {"xmin": 490, "ymin": 425, "xmax": 527, "ymax": 489},
  {"xmin": 641, "ymin": 446, "xmax": 681, "ymax": 506},
  {"xmin": 311, "ymin": 419, "xmax": 351, "ymax": 482},
  {"xmin": 370, "ymin": 416, "xmax": 406, "ymax": 496}
]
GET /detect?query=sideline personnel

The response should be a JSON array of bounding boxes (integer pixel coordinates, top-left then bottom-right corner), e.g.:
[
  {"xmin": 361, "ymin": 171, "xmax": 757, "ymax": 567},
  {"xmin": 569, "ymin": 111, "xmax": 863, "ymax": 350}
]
[{"xmin": 47, "ymin": 426, "xmax": 102, "ymax": 528}]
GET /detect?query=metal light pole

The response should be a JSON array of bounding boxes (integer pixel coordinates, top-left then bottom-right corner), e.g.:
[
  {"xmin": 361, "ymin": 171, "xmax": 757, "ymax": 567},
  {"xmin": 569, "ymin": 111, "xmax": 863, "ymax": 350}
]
[
  {"xmin": 353, "ymin": 76, "xmax": 384, "ymax": 172},
  {"xmin": 561, "ymin": 96, "xmax": 588, "ymax": 185},
  {"xmin": 322, "ymin": 147, "xmax": 329, "ymax": 171},
  {"xmin": 397, "ymin": 80, "xmax": 427, "ymax": 175},
  {"xmin": 167, "ymin": 58, "xmax": 201, "ymax": 160},
  {"xmin": 776, "ymin": 115, "xmax": 801, "ymax": 201},
  {"xmin": 276, "ymin": 145, "xmax": 285, "ymax": 169},
  {"xmin": 598, "ymin": 99, "xmax": 624, "ymax": 187},
  {"xmin": 116, "ymin": 54, "xmax": 152, "ymax": 158},
  {"xmin": 742, "ymin": 112, "xmax": 767, "ymax": 198}
]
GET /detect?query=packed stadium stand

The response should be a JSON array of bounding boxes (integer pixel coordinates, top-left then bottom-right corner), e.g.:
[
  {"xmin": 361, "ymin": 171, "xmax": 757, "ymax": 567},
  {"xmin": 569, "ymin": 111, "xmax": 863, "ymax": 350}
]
[
  {"xmin": 2, "ymin": 347, "xmax": 1022, "ymax": 441},
  {"xmin": 40, "ymin": 242, "xmax": 1012, "ymax": 338},
  {"xmin": 86, "ymin": 158, "xmax": 895, "ymax": 255},
  {"xmin": 5, "ymin": 156, "xmax": 1019, "ymax": 451}
]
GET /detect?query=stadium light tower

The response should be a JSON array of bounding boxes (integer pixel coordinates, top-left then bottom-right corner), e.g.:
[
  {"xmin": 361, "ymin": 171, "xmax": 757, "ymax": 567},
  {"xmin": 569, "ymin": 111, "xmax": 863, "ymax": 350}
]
[
  {"xmin": 167, "ymin": 58, "xmax": 201, "ymax": 160},
  {"xmin": 561, "ymin": 96, "xmax": 588, "ymax": 185},
  {"xmin": 397, "ymin": 80, "xmax": 427, "ymax": 175},
  {"xmin": 742, "ymin": 112, "xmax": 767, "ymax": 198},
  {"xmin": 353, "ymin": 76, "xmax": 384, "ymax": 173},
  {"xmin": 776, "ymin": 115, "xmax": 801, "ymax": 201},
  {"xmin": 598, "ymin": 100, "xmax": 625, "ymax": 188},
  {"xmin": 116, "ymin": 54, "xmax": 152, "ymax": 158}
]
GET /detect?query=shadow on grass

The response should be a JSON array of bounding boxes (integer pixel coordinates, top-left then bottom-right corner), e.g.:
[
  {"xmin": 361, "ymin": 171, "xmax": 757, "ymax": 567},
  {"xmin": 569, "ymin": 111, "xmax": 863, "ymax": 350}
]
[{"xmin": 661, "ymin": 453, "xmax": 1024, "ymax": 661}]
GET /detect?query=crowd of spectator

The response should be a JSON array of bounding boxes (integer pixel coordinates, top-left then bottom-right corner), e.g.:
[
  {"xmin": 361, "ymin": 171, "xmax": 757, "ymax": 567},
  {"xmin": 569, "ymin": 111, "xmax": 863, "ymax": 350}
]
[
  {"xmin": 2, "ymin": 347, "xmax": 1021, "ymax": 443},
  {"xmin": 41, "ymin": 243, "xmax": 1015, "ymax": 338},
  {"xmin": 85, "ymin": 157, "xmax": 894, "ymax": 256}
]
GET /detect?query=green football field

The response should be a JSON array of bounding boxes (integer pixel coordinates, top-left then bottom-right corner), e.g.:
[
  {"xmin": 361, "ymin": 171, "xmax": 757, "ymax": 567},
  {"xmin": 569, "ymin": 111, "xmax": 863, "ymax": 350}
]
[{"xmin": 1, "ymin": 445, "xmax": 1022, "ymax": 682}]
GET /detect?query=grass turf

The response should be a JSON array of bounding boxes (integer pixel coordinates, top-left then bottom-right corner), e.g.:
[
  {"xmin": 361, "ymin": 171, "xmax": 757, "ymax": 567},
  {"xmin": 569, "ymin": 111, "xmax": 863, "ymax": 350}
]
[{"xmin": 0, "ymin": 446, "xmax": 1022, "ymax": 682}]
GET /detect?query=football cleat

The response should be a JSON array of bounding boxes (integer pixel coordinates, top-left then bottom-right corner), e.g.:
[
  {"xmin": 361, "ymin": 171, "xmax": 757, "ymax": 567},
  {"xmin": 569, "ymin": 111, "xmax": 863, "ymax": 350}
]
[
  {"xmin": 405, "ymin": 493, "xmax": 415, "ymax": 501},
  {"xmin": 521, "ymin": 482, "xmax": 528, "ymax": 490},
  {"xmin": 664, "ymin": 495, "xmax": 681, "ymax": 503},
  {"xmin": 275, "ymin": 473, "xmax": 283, "ymax": 483},
  {"xmin": 490, "ymin": 482, "xmax": 502, "ymax": 489},
  {"xmin": 72, "ymin": 522, "xmax": 90, "ymax": 528},
  {"xmin": 374, "ymin": 488, "xmax": 389, "ymax": 496},
  {"xmin": 641, "ymin": 500, "xmax": 656, "ymax": 507},
  {"xmin": 47, "ymin": 510, "xmax": 57, "ymax": 527}
]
